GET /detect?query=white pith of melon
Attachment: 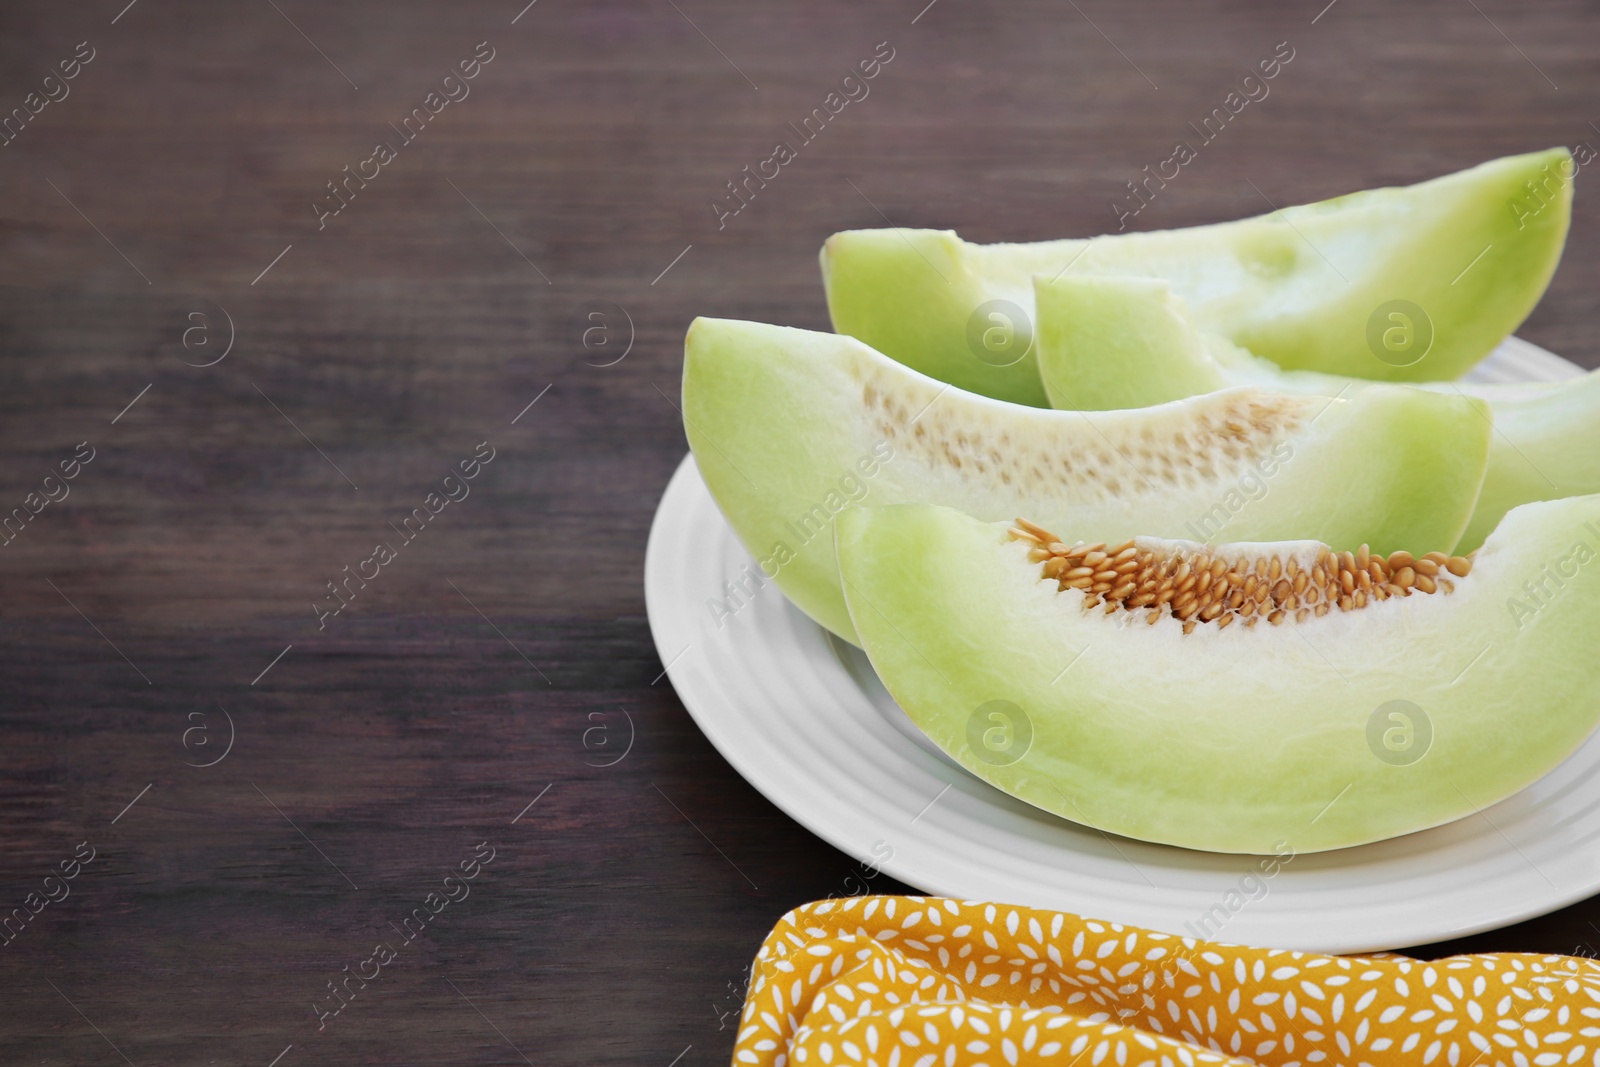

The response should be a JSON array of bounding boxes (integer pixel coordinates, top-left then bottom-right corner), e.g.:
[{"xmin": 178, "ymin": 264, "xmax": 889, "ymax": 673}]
[
  {"xmin": 835, "ymin": 498, "xmax": 1600, "ymax": 854},
  {"xmin": 1032, "ymin": 273, "xmax": 1600, "ymax": 553},
  {"xmin": 823, "ymin": 149, "xmax": 1573, "ymax": 406},
  {"xmin": 682, "ymin": 317, "xmax": 1492, "ymax": 643}
]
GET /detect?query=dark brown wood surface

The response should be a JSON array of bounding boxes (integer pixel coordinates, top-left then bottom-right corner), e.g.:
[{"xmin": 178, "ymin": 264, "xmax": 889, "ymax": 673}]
[{"xmin": 1, "ymin": 0, "xmax": 1597, "ymax": 1062}]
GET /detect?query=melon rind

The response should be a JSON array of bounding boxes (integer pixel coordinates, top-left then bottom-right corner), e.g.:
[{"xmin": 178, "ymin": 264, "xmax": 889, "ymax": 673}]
[
  {"xmin": 682, "ymin": 317, "xmax": 1492, "ymax": 643},
  {"xmin": 822, "ymin": 149, "xmax": 1573, "ymax": 406},
  {"xmin": 836, "ymin": 499, "xmax": 1600, "ymax": 854},
  {"xmin": 1032, "ymin": 273, "xmax": 1600, "ymax": 553}
]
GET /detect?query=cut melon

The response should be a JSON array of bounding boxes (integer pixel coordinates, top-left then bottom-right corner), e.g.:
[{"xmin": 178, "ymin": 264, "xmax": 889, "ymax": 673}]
[
  {"xmin": 1033, "ymin": 273, "xmax": 1600, "ymax": 551},
  {"xmin": 1466, "ymin": 377, "xmax": 1600, "ymax": 550},
  {"xmin": 823, "ymin": 149, "xmax": 1573, "ymax": 405},
  {"xmin": 682, "ymin": 317, "xmax": 1492, "ymax": 642},
  {"xmin": 836, "ymin": 499, "xmax": 1600, "ymax": 853}
]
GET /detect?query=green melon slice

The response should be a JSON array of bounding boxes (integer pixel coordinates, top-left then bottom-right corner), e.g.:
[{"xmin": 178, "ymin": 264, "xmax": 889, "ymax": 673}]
[
  {"xmin": 682, "ymin": 317, "xmax": 1492, "ymax": 643},
  {"xmin": 836, "ymin": 498, "xmax": 1600, "ymax": 853},
  {"xmin": 823, "ymin": 149, "xmax": 1573, "ymax": 406},
  {"xmin": 1467, "ymin": 378, "xmax": 1600, "ymax": 551},
  {"xmin": 1032, "ymin": 273, "xmax": 1600, "ymax": 552}
]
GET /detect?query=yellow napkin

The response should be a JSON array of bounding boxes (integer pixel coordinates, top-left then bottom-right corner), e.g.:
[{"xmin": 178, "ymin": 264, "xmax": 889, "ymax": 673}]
[{"xmin": 733, "ymin": 896, "xmax": 1600, "ymax": 1067}]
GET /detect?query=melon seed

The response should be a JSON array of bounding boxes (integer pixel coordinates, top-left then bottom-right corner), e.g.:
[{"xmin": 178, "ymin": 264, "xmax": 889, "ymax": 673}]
[{"xmin": 1012, "ymin": 521, "xmax": 1473, "ymax": 634}]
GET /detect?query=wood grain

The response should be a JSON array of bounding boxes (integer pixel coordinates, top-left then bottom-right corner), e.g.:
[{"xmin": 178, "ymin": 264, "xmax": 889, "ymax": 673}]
[{"xmin": 0, "ymin": 0, "xmax": 1596, "ymax": 1062}]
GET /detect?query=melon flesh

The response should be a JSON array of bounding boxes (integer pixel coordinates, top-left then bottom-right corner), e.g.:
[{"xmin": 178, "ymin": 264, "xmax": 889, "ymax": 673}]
[
  {"xmin": 1033, "ymin": 273, "xmax": 1600, "ymax": 551},
  {"xmin": 836, "ymin": 498, "xmax": 1600, "ymax": 853},
  {"xmin": 1468, "ymin": 378, "xmax": 1600, "ymax": 550},
  {"xmin": 823, "ymin": 149, "xmax": 1573, "ymax": 406},
  {"xmin": 682, "ymin": 318, "xmax": 1491, "ymax": 642}
]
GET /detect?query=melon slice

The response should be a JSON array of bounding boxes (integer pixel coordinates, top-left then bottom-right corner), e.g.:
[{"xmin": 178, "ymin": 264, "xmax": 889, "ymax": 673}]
[
  {"xmin": 836, "ymin": 499, "xmax": 1600, "ymax": 853},
  {"xmin": 822, "ymin": 149, "xmax": 1573, "ymax": 406},
  {"xmin": 1032, "ymin": 273, "xmax": 1600, "ymax": 552},
  {"xmin": 682, "ymin": 317, "xmax": 1491, "ymax": 643}
]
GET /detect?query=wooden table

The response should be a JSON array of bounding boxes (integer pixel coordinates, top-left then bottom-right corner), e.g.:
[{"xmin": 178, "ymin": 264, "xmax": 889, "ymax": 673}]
[{"xmin": 1, "ymin": 0, "xmax": 1596, "ymax": 1062}]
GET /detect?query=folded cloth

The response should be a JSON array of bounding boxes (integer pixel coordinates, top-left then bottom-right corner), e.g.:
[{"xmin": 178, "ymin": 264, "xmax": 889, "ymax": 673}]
[{"xmin": 732, "ymin": 896, "xmax": 1600, "ymax": 1067}]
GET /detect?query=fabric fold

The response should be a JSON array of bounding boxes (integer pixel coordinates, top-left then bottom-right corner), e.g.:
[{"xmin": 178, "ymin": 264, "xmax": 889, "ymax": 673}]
[{"xmin": 732, "ymin": 896, "xmax": 1600, "ymax": 1067}]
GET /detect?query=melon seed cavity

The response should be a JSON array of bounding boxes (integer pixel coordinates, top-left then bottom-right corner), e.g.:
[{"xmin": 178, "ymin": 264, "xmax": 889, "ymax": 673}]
[{"xmin": 1009, "ymin": 518, "xmax": 1473, "ymax": 634}]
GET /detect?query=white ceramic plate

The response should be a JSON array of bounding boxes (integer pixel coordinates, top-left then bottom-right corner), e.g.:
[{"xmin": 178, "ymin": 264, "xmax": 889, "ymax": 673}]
[{"xmin": 645, "ymin": 337, "xmax": 1599, "ymax": 954}]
